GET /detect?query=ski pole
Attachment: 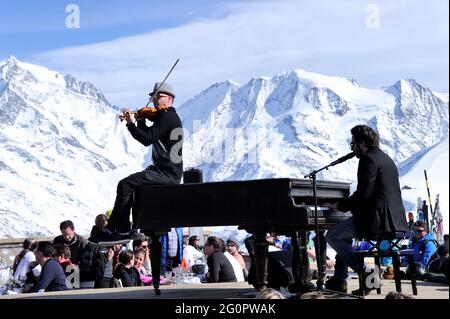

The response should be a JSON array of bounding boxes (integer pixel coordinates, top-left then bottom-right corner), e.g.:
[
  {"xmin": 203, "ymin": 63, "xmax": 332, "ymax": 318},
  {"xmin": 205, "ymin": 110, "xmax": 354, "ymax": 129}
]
[{"xmin": 424, "ymin": 170, "xmax": 434, "ymax": 232}]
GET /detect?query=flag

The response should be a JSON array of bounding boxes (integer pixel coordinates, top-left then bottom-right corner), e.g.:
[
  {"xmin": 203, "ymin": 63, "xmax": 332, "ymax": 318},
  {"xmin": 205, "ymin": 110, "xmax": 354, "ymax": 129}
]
[{"xmin": 434, "ymin": 194, "xmax": 444, "ymax": 243}]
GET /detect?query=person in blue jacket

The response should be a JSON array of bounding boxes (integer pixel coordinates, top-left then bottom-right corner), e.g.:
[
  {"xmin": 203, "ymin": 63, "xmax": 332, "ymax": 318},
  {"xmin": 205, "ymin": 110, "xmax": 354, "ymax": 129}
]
[
  {"xmin": 405, "ymin": 221, "xmax": 438, "ymax": 277},
  {"xmin": 160, "ymin": 227, "xmax": 184, "ymax": 275}
]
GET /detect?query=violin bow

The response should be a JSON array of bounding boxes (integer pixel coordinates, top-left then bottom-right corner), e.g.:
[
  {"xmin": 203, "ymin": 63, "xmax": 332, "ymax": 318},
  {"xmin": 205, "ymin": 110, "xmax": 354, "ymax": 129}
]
[{"xmin": 145, "ymin": 58, "xmax": 180, "ymax": 107}]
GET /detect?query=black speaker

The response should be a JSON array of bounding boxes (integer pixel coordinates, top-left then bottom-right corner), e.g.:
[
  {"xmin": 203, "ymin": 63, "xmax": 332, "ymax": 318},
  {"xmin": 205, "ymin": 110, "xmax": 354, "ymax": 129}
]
[{"xmin": 183, "ymin": 168, "xmax": 203, "ymax": 184}]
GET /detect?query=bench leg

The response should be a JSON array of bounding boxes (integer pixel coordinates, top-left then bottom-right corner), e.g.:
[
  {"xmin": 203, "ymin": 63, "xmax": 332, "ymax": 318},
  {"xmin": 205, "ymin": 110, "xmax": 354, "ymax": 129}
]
[
  {"xmin": 392, "ymin": 255, "xmax": 402, "ymax": 293},
  {"xmin": 357, "ymin": 254, "xmax": 366, "ymax": 297},
  {"xmin": 374, "ymin": 256, "xmax": 382, "ymax": 294},
  {"xmin": 407, "ymin": 255, "xmax": 418, "ymax": 295}
]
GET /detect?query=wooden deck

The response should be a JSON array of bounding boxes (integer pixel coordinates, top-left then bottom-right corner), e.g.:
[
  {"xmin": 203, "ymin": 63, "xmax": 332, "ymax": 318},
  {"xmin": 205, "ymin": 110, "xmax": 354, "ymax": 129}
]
[{"xmin": 1, "ymin": 277, "xmax": 448, "ymax": 300}]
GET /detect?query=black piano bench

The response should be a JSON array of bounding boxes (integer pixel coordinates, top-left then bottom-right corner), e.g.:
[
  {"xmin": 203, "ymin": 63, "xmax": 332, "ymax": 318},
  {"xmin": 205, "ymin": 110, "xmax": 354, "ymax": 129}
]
[{"xmin": 356, "ymin": 233, "xmax": 418, "ymax": 297}]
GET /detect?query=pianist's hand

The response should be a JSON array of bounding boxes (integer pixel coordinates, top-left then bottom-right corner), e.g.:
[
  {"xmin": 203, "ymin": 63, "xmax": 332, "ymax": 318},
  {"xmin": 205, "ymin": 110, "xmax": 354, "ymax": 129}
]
[{"xmin": 322, "ymin": 202, "xmax": 338, "ymax": 211}]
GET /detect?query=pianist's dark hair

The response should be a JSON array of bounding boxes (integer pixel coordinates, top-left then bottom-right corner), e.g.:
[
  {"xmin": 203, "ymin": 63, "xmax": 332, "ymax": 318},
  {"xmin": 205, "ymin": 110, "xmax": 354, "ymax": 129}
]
[{"xmin": 351, "ymin": 125, "xmax": 379, "ymax": 149}]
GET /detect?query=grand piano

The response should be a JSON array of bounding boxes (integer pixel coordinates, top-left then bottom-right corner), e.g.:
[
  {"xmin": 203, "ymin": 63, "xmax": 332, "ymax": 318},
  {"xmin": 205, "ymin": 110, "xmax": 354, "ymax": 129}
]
[{"xmin": 133, "ymin": 178, "xmax": 351, "ymax": 293}]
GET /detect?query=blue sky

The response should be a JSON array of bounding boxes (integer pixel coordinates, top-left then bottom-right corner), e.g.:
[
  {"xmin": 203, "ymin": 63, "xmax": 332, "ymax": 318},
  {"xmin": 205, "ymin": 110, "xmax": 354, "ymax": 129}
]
[{"xmin": 1, "ymin": 0, "xmax": 448, "ymax": 107}]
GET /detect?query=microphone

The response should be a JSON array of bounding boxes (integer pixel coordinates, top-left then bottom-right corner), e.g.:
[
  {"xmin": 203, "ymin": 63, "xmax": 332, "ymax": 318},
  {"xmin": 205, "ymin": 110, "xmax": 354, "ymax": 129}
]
[{"xmin": 329, "ymin": 152, "xmax": 355, "ymax": 166}]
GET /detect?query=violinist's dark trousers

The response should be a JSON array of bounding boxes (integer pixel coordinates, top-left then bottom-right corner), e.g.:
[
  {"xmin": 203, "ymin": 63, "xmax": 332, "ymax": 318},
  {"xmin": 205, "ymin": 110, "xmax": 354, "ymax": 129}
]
[{"xmin": 107, "ymin": 168, "xmax": 179, "ymax": 233}]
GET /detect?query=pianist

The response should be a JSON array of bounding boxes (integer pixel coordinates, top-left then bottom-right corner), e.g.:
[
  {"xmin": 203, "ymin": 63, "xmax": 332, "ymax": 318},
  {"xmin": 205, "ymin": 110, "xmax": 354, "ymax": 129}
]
[
  {"xmin": 106, "ymin": 82, "xmax": 184, "ymax": 234},
  {"xmin": 323, "ymin": 125, "xmax": 407, "ymax": 294}
]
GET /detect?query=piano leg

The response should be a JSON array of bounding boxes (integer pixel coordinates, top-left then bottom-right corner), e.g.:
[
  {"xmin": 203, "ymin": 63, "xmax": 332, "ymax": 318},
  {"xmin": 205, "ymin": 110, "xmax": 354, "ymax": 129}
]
[
  {"xmin": 313, "ymin": 230, "xmax": 327, "ymax": 289},
  {"xmin": 253, "ymin": 232, "xmax": 269, "ymax": 291},
  {"xmin": 290, "ymin": 231, "xmax": 314, "ymax": 293},
  {"xmin": 149, "ymin": 232, "xmax": 162, "ymax": 295}
]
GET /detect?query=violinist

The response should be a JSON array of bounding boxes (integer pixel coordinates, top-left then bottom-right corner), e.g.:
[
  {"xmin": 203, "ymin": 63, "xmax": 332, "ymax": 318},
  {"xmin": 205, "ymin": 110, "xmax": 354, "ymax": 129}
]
[{"xmin": 107, "ymin": 82, "xmax": 183, "ymax": 235}]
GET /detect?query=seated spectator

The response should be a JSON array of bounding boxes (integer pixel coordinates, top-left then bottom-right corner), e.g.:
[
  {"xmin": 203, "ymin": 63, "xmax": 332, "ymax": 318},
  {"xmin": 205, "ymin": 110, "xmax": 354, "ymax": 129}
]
[
  {"xmin": 204, "ymin": 236, "xmax": 237, "ymax": 283},
  {"xmin": 220, "ymin": 238, "xmax": 244, "ymax": 282},
  {"xmin": 89, "ymin": 214, "xmax": 114, "ymax": 243},
  {"xmin": 183, "ymin": 235, "xmax": 206, "ymax": 275},
  {"xmin": 405, "ymin": 221, "xmax": 439, "ymax": 278},
  {"xmin": 94, "ymin": 246, "xmax": 115, "ymax": 288},
  {"xmin": 385, "ymin": 291, "xmax": 414, "ymax": 299},
  {"xmin": 255, "ymin": 288, "xmax": 285, "ymax": 299},
  {"xmin": 53, "ymin": 244, "xmax": 73, "ymax": 277},
  {"xmin": 226, "ymin": 238, "xmax": 248, "ymax": 279},
  {"xmin": 114, "ymin": 250, "xmax": 142, "ymax": 287},
  {"xmin": 134, "ymin": 249, "xmax": 152, "ymax": 285},
  {"xmin": 133, "ymin": 235, "xmax": 152, "ymax": 275},
  {"xmin": 32, "ymin": 241, "xmax": 67, "ymax": 293},
  {"xmin": 266, "ymin": 233, "xmax": 282, "ymax": 252},
  {"xmin": 13, "ymin": 238, "xmax": 37, "ymax": 285},
  {"xmin": 307, "ymin": 239, "xmax": 335, "ymax": 270},
  {"xmin": 427, "ymin": 245, "xmax": 449, "ymax": 280},
  {"xmin": 21, "ymin": 261, "xmax": 41, "ymax": 293},
  {"xmin": 53, "ymin": 220, "xmax": 87, "ymax": 265}
]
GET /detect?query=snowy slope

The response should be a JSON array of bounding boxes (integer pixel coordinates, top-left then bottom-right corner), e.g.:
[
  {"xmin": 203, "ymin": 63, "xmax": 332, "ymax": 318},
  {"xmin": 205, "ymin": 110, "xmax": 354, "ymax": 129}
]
[
  {"xmin": 399, "ymin": 137, "xmax": 449, "ymax": 232},
  {"xmin": 0, "ymin": 56, "xmax": 147, "ymax": 237},
  {"xmin": 178, "ymin": 69, "xmax": 449, "ymax": 235}
]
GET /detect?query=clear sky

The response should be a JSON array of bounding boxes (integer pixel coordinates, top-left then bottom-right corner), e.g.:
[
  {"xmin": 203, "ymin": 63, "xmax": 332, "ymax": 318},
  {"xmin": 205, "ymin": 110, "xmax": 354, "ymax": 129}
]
[{"xmin": 1, "ymin": 0, "xmax": 448, "ymax": 107}]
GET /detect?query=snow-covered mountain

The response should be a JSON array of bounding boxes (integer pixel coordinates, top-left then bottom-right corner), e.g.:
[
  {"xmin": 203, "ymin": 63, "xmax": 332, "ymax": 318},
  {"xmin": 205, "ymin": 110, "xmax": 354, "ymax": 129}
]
[
  {"xmin": 0, "ymin": 57, "xmax": 448, "ymax": 237},
  {"xmin": 0, "ymin": 56, "xmax": 146, "ymax": 237},
  {"xmin": 178, "ymin": 69, "xmax": 448, "ymax": 182},
  {"xmin": 178, "ymin": 69, "xmax": 449, "ymax": 233}
]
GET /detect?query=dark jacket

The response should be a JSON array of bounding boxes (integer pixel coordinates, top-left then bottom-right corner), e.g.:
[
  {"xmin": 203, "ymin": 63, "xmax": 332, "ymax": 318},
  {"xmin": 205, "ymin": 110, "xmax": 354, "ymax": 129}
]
[
  {"xmin": 113, "ymin": 264, "xmax": 142, "ymax": 287},
  {"xmin": 53, "ymin": 234, "xmax": 87, "ymax": 265},
  {"xmin": 207, "ymin": 250, "xmax": 237, "ymax": 283},
  {"xmin": 33, "ymin": 258, "xmax": 68, "ymax": 292},
  {"xmin": 338, "ymin": 147, "xmax": 408, "ymax": 238},
  {"xmin": 126, "ymin": 107, "xmax": 183, "ymax": 181}
]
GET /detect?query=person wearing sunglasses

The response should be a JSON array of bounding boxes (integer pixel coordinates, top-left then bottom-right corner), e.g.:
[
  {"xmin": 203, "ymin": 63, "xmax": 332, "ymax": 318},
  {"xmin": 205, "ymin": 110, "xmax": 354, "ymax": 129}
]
[{"xmin": 404, "ymin": 221, "xmax": 439, "ymax": 278}]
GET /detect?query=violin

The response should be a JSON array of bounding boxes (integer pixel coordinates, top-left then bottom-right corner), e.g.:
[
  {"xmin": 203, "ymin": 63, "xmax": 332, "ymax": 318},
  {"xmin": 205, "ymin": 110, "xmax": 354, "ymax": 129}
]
[
  {"xmin": 119, "ymin": 58, "xmax": 179, "ymax": 122},
  {"xmin": 119, "ymin": 103, "xmax": 170, "ymax": 122}
]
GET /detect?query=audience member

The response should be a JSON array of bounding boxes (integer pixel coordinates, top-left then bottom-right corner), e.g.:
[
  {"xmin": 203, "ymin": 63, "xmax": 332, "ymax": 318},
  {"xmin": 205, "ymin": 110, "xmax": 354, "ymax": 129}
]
[
  {"xmin": 226, "ymin": 238, "xmax": 248, "ymax": 279},
  {"xmin": 183, "ymin": 235, "xmax": 206, "ymax": 275},
  {"xmin": 113, "ymin": 249, "xmax": 142, "ymax": 287},
  {"xmin": 13, "ymin": 238, "xmax": 37, "ymax": 285},
  {"xmin": 32, "ymin": 241, "xmax": 67, "ymax": 293},
  {"xmin": 204, "ymin": 236, "xmax": 237, "ymax": 283},
  {"xmin": 255, "ymin": 288, "xmax": 285, "ymax": 299},
  {"xmin": 53, "ymin": 220, "xmax": 87, "ymax": 265},
  {"xmin": 134, "ymin": 248, "xmax": 152, "ymax": 285}
]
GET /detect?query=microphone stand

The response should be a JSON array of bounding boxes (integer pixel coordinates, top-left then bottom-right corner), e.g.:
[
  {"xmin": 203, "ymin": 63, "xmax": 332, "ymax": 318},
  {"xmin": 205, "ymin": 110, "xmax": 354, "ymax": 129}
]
[{"xmin": 304, "ymin": 160, "xmax": 346, "ymax": 291}]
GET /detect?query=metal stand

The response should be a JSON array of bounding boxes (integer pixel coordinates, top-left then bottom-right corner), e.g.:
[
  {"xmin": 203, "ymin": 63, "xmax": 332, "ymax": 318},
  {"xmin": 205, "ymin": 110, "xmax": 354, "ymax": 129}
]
[
  {"xmin": 304, "ymin": 152, "xmax": 356, "ymax": 295},
  {"xmin": 304, "ymin": 157, "xmax": 350, "ymax": 290},
  {"xmin": 304, "ymin": 170, "xmax": 326, "ymax": 290}
]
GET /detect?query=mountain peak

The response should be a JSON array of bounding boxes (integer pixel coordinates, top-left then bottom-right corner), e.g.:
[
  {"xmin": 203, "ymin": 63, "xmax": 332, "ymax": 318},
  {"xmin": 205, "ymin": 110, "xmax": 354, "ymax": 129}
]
[
  {"xmin": 5, "ymin": 55, "xmax": 19, "ymax": 65},
  {"xmin": 0, "ymin": 57, "xmax": 110, "ymax": 105}
]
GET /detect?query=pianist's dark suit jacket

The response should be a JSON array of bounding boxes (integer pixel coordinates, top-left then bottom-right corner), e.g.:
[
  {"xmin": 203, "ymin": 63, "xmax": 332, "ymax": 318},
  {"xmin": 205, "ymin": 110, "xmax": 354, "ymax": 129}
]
[{"xmin": 337, "ymin": 147, "xmax": 408, "ymax": 238}]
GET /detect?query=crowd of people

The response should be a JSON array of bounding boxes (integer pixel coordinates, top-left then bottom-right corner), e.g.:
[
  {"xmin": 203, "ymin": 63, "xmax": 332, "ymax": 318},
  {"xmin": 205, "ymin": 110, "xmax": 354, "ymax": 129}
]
[
  {"xmin": 7, "ymin": 215, "xmax": 448, "ymax": 296},
  {"xmin": 8, "ymin": 215, "xmax": 254, "ymax": 294}
]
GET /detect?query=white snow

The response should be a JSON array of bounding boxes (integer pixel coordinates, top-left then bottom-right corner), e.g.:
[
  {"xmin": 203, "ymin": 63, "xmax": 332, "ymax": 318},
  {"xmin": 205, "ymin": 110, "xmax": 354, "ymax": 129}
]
[{"xmin": 0, "ymin": 56, "xmax": 448, "ymax": 240}]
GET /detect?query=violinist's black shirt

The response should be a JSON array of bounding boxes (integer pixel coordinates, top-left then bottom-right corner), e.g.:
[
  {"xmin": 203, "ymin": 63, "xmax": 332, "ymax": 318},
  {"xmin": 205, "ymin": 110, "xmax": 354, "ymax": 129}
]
[{"xmin": 126, "ymin": 107, "xmax": 183, "ymax": 181}]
